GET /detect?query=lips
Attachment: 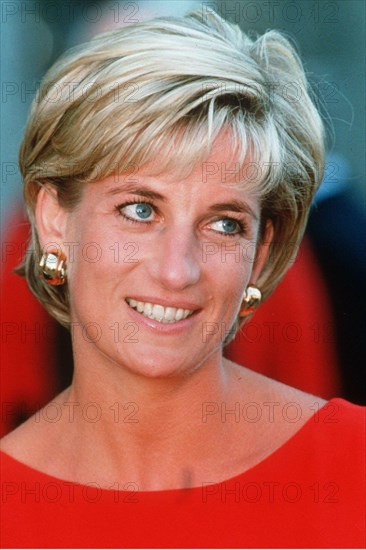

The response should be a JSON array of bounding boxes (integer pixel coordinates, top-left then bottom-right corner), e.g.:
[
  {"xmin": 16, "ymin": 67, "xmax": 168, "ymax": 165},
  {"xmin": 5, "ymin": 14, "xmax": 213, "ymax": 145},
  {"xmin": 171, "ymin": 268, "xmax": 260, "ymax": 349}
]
[{"xmin": 125, "ymin": 298, "xmax": 196, "ymax": 323}]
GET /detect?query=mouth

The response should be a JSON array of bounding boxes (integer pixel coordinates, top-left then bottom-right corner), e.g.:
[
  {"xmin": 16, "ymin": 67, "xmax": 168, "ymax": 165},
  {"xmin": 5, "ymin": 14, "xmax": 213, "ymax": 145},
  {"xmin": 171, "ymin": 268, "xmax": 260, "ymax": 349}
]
[{"xmin": 125, "ymin": 298, "xmax": 197, "ymax": 324}]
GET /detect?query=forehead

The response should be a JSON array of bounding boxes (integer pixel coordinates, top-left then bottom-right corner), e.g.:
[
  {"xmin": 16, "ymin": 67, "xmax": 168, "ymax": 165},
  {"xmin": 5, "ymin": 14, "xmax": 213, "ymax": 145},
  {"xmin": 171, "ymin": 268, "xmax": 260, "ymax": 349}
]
[
  {"xmin": 136, "ymin": 132, "xmax": 261, "ymax": 190},
  {"xmin": 80, "ymin": 131, "xmax": 263, "ymax": 212}
]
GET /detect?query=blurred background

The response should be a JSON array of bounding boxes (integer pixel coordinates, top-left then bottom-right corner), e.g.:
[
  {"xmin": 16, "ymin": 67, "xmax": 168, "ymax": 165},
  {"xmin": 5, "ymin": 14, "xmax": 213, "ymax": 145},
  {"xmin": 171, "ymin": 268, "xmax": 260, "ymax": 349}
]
[{"xmin": 1, "ymin": 0, "xmax": 365, "ymax": 435}]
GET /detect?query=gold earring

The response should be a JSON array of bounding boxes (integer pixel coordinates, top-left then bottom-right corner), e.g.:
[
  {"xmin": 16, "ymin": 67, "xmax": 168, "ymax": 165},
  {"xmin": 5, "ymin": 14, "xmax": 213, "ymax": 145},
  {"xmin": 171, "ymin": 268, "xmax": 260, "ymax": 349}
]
[
  {"xmin": 239, "ymin": 285, "xmax": 261, "ymax": 317},
  {"xmin": 39, "ymin": 251, "xmax": 67, "ymax": 286}
]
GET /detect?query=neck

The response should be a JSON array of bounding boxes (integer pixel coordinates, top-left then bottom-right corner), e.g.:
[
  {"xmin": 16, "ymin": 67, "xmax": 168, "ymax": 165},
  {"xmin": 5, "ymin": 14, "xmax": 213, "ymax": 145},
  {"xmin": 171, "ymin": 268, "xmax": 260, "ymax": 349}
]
[{"xmin": 58, "ymin": 344, "xmax": 236, "ymax": 489}]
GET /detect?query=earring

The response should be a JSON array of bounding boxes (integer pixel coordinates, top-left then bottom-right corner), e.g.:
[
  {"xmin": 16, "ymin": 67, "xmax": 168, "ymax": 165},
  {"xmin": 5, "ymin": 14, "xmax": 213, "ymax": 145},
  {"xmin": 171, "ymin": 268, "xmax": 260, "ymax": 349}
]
[
  {"xmin": 39, "ymin": 251, "xmax": 67, "ymax": 286},
  {"xmin": 239, "ymin": 285, "xmax": 261, "ymax": 317}
]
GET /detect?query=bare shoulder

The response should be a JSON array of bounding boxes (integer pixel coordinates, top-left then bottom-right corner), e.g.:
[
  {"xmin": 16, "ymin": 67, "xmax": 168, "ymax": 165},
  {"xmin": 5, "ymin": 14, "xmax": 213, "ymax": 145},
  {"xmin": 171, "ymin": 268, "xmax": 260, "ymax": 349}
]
[
  {"xmin": 1, "ymin": 415, "xmax": 44, "ymax": 458},
  {"xmin": 224, "ymin": 358, "xmax": 328, "ymax": 426},
  {"xmin": 0, "ymin": 389, "xmax": 70, "ymax": 465}
]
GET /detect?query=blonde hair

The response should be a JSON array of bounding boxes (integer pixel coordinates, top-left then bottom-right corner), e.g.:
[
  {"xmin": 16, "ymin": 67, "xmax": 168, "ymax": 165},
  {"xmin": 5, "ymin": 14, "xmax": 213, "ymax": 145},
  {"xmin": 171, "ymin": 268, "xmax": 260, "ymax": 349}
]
[{"xmin": 18, "ymin": 9, "xmax": 325, "ymax": 331}]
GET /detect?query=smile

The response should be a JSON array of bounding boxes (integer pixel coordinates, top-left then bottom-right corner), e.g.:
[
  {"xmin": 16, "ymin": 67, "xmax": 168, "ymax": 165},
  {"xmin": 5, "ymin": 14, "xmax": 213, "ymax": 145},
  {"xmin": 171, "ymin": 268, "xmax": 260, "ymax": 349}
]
[{"xmin": 126, "ymin": 299, "xmax": 195, "ymax": 323}]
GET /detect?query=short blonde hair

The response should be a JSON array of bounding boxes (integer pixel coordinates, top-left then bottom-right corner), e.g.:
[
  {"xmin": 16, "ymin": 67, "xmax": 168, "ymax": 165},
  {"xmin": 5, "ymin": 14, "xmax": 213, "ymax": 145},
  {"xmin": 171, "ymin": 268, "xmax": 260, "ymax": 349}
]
[{"xmin": 18, "ymin": 9, "xmax": 325, "ymax": 330}]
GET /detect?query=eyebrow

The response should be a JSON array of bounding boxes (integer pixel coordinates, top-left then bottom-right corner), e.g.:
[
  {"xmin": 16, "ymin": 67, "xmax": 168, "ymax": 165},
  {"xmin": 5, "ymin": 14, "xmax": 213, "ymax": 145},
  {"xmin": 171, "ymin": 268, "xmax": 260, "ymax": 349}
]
[
  {"xmin": 106, "ymin": 186, "xmax": 258, "ymax": 220},
  {"xmin": 105, "ymin": 186, "xmax": 167, "ymax": 202},
  {"xmin": 208, "ymin": 201, "xmax": 259, "ymax": 221}
]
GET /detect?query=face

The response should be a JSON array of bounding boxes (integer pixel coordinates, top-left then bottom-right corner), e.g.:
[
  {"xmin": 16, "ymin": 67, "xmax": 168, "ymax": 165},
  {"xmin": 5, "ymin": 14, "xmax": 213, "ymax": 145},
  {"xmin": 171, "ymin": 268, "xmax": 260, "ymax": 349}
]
[{"xmin": 38, "ymin": 137, "xmax": 271, "ymax": 380}]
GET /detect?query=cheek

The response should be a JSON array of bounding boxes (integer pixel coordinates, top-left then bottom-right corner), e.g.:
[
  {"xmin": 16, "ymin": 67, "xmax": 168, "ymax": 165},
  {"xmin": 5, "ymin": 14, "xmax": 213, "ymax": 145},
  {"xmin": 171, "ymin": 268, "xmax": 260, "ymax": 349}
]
[
  {"xmin": 64, "ymin": 224, "xmax": 117, "ymax": 294},
  {"xmin": 210, "ymin": 242, "xmax": 254, "ymax": 283},
  {"xmin": 66, "ymin": 247, "xmax": 124, "ymax": 329},
  {"xmin": 209, "ymin": 251, "xmax": 252, "ymax": 312},
  {"xmin": 66, "ymin": 211, "xmax": 109, "ymax": 255}
]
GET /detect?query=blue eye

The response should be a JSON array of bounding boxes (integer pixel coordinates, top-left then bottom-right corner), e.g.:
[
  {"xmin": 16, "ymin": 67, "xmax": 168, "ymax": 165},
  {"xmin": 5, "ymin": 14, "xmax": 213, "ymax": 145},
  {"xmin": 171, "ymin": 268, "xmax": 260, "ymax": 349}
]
[
  {"xmin": 210, "ymin": 218, "xmax": 242, "ymax": 235},
  {"xmin": 119, "ymin": 202, "xmax": 154, "ymax": 222}
]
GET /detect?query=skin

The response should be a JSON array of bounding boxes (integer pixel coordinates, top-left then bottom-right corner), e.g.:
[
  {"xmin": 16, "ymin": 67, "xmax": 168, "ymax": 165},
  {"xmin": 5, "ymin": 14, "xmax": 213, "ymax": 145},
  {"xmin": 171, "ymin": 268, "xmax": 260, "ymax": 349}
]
[{"xmin": 1, "ymin": 136, "xmax": 326, "ymax": 490}]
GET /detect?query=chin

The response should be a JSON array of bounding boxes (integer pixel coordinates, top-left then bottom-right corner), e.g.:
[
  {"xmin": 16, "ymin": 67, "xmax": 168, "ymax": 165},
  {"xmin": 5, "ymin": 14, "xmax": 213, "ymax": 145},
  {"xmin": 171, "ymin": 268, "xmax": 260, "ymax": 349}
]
[{"xmin": 115, "ymin": 346, "xmax": 200, "ymax": 381}]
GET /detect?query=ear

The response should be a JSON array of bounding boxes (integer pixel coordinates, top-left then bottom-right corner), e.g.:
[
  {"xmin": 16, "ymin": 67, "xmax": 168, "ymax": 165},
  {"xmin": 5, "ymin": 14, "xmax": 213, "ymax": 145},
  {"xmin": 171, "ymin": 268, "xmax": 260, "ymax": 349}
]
[
  {"xmin": 35, "ymin": 185, "xmax": 68, "ymax": 253},
  {"xmin": 250, "ymin": 219, "xmax": 274, "ymax": 285}
]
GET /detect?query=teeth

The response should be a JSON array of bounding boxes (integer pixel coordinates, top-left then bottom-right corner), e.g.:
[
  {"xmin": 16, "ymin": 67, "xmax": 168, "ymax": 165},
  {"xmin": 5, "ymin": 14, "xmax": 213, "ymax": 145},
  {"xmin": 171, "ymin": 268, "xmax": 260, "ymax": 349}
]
[
  {"xmin": 164, "ymin": 307, "xmax": 176, "ymax": 322},
  {"xmin": 143, "ymin": 303, "xmax": 153, "ymax": 317},
  {"xmin": 175, "ymin": 308, "xmax": 184, "ymax": 321},
  {"xmin": 152, "ymin": 304, "xmax": 164, "ymax": 321},
  {"xmin": 126, "ymin": 299, "xmax": 195, "ymax": 323}
]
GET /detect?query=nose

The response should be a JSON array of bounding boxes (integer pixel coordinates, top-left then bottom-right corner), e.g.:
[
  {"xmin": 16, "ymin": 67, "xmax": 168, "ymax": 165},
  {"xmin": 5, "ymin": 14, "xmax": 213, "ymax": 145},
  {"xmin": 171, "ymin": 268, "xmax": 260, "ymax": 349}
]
[{"xmin": 147, "ymin": 225, "xmax": 201, "ymax": 291}]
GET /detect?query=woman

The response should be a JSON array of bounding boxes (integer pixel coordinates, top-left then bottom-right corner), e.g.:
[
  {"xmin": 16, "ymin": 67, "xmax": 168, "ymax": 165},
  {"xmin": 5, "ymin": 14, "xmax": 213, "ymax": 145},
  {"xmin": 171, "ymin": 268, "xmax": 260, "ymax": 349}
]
[{"xmin": 1, "ymin": 9, "xmax": 364, "ymax": 549}]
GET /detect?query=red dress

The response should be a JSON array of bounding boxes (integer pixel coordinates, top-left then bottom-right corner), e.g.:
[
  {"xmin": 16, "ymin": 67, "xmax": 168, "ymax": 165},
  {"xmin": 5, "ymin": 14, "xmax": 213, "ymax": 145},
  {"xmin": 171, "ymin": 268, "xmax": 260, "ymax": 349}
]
[{"xmin": 1, "ymin": 398, "xmax": 365, "ymax": 548}]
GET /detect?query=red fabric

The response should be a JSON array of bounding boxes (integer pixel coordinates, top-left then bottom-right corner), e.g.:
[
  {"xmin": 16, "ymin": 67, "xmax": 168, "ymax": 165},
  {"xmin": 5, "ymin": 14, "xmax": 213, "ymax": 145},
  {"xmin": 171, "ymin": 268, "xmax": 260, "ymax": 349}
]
[
  {"xmin": 1, "ymin": 210, "xmax": 58, "ymax": 437},
  {"xmin": 1, "ymin": 398, "xmax": 365, "ymax": 548},
  {"xmin": 225, "ymin": 238, "xmax": 341, "ymax": 398}
]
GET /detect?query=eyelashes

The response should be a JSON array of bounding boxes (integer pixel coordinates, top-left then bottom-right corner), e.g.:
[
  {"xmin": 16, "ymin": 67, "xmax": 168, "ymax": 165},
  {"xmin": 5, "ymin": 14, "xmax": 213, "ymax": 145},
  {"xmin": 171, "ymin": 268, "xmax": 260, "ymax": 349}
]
[
  {"xmin": 209, "ymin": 217, "xmax": 247, "ymax": 238},
  {"xmin": 116, "ymin": 201, "xmax": 155, "ymax": 224},
  {"xmin": 115, "ymin": 200, "xmax": 249, "ymax": 238}
]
